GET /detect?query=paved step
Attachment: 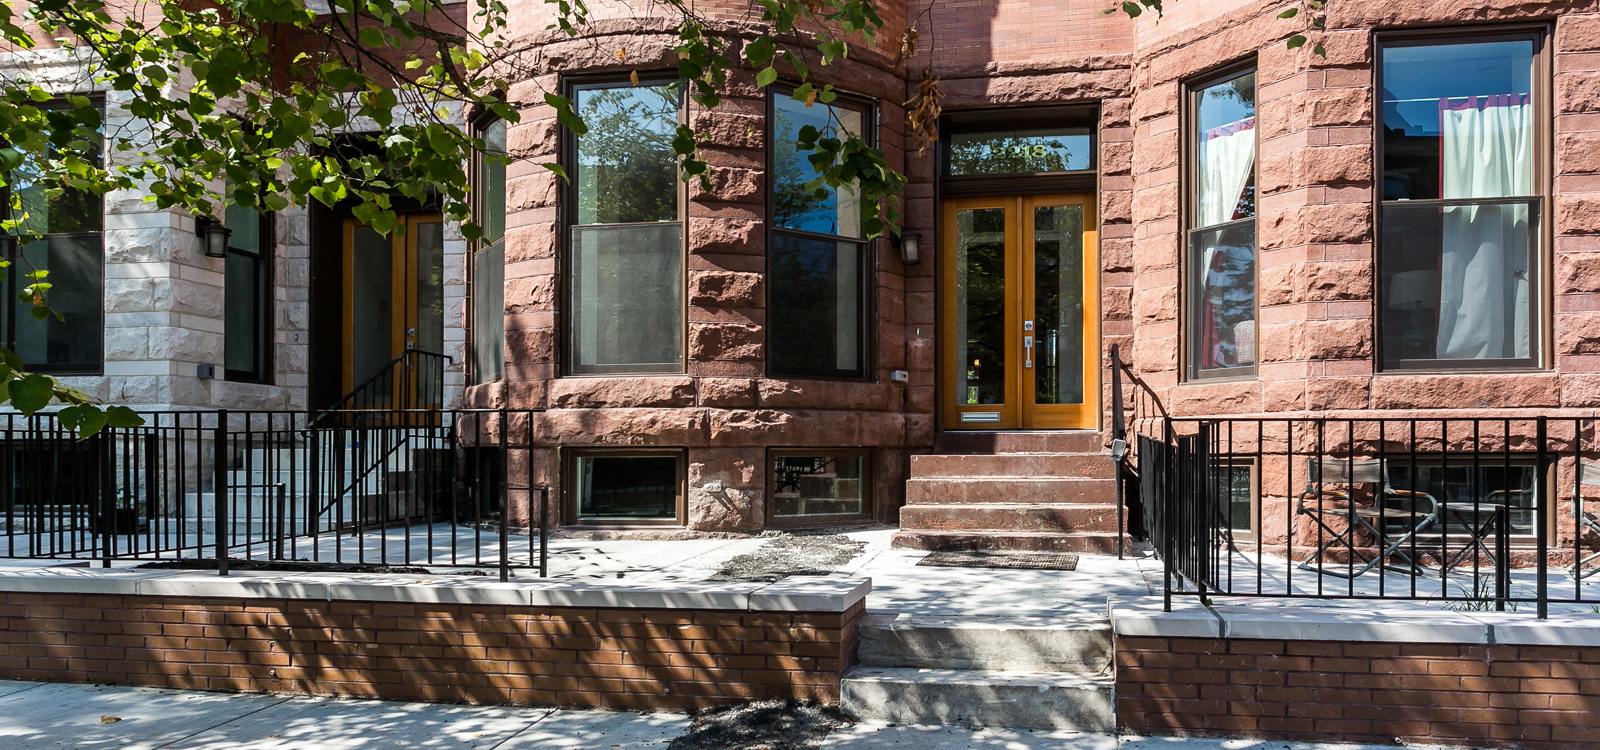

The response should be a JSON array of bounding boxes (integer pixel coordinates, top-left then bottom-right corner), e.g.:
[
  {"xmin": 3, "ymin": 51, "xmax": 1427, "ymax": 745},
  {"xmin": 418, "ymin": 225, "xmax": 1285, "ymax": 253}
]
[
  {"xmin": 857, "ymin": 614, "xmax": 1112, "ymax": 672},
  {"xmin": 891, "ymin": 529, "xmax": 1124, "ymax": 553},
  {"xmin": 840, "ymin": 667, "xmax": 1114, "ymax": 731},
  {"xmin": 898, "ymin": 503, "xmax": 1118, "ymax": 533},
  {"xmin": 909, "ymin": 453, "xmax": 1114, "ymax": 480},
  {"xmin": 905, "ymin": 477, "xmax": 1115, "ymax": 505},
  {"xmin": 932, "ymin": 431, "xmax": 1103, "ymax": 455}
]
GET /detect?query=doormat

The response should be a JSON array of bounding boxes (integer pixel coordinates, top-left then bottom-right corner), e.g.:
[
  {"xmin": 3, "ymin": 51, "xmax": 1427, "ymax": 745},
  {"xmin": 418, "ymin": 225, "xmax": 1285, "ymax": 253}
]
[{"xmin": 917, "ymin": 551, "xmax": 1079, "ymax": 571}]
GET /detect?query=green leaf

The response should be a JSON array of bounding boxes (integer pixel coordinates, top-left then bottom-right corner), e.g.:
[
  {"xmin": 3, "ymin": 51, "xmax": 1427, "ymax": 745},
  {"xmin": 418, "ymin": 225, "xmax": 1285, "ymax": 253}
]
[
  {"xmin": 1278, "ymin": 7, "xmax": 1298, "ymax": 18},
  {"xmin": 104, "ymin": 405, "xmax": 145, "ymax": 429},
  {"xmin": 10, "ymin": 373, "xmax": 53, "ymax": 415},
  {"xmin": 541, "ymin": 163, "xmax": 569, "ymax": 182},
  {"xmin": 745, "ymin": 36, "xmax": 776, "ymax": 66},
  {"xmin": 1287, "ymin": 35, "xmax": 1307, "ymax": 49},
  {"xmin": 755, "ymin": 67, "xmax": 778, "ymax": 88},
  {"xmin": 73, "ymin": 405, "xmax": 108, "ymax": 439},
  {"xmin": 1121, "ymin": 1, "xmax": 1142, "ymax": 18}
]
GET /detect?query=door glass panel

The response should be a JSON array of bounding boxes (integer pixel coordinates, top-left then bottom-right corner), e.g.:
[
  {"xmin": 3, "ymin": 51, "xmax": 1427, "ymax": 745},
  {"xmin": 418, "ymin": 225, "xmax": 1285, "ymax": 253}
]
[
  {"xmin": 956, "ymin": 208, "xmax": 1007, "ymax": 406},
  {"xmin": 351, "ymin": 226, "xmax": 393, "ymax": 391},
  {"xmin": 1034, "ymin": 204, "xmax": 1084, "ymax": 405},
  {"xmin": 414, "ymin": 221, "xmax": 445, "ymax": 354}
]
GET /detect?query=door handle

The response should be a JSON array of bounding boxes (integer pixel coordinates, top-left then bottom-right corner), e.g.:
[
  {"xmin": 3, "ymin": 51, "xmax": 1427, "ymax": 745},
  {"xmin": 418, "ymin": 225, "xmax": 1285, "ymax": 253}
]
[{"xmin": 1024, "ymin": 335, "xmax": 1034, "ymax": 369}]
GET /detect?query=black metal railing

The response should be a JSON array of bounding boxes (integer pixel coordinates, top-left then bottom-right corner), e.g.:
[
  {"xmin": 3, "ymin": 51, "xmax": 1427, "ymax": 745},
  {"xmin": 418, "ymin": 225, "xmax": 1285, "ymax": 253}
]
[
  {"xmin": 0, "ymin": 408, "xmax": 548, "ymax": 580},
  {"xmin": 1110, "ymin": 360, "xmax": 1598, "ymax": 617},
  {"xmin": 318, "ymin": 350, "xmax": 451, "ymax": 427}
]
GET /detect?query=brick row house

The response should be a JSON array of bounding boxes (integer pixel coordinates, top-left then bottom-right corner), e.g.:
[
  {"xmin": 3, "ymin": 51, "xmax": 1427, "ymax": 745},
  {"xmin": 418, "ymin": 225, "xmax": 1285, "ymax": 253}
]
[{"xmin": 5, "ymin": 0, "xmax": 1599, "ymax": 550}]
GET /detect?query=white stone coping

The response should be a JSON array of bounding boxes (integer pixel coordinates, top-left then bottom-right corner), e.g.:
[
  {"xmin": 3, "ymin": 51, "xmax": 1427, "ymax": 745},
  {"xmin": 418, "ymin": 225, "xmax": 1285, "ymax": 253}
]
[
  {"xmin": 1109, "ymin": 596, "xmax": 1600, "ymax": 646},
  {"xmin": 0, "ymin": 567, "xmax": 870, "ymax": 613}
]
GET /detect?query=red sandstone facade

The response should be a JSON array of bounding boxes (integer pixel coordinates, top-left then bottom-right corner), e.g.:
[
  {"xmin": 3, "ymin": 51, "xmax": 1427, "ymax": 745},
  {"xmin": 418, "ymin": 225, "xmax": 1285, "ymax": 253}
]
[{"xmin": 464, "ymin": 0, "xmax": 1600, "ymax": 540}]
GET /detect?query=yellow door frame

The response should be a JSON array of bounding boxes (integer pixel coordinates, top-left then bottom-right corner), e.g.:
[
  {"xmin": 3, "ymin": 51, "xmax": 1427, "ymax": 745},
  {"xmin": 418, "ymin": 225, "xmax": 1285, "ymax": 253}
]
[{"xmin": 938, "ymin": 195, "xmax": 1098, "ymax": 431}]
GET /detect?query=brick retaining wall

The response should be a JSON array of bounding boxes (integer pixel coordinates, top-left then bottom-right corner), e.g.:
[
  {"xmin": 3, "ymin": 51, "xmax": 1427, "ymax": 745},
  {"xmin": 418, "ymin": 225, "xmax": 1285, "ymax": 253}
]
[
  {"xmin": 1116, "ymin": 635, "xmax": 1600, "ymax": 749},
  {"xmin": 0, "ymin": 590, "xmax": 864, "ymax": 710}
]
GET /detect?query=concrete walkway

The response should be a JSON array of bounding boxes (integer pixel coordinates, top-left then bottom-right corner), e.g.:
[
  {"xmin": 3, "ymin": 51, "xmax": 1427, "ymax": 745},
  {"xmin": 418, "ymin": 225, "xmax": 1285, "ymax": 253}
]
[
  {"xmin": 0, "ymin": 680, "xmax": 1412, "ymax": 750},
  {"xmin": 0, "ymin": 680, "xmax": 687, "ymax": 749}
]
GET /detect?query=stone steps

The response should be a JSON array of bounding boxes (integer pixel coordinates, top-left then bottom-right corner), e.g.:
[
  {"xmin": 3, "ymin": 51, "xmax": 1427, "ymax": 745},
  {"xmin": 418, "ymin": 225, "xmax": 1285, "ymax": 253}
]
[
  {"xmin": 905, "ymin": 477, "xmax": 1115, "ymax": 505},
  {"xmin": 898, "ymin": 503, "xmax": 1119, "ymax": 533},
  {"xmin": 856, "ymin": 613, "xmax": 1112, "ymax": 672},
  {"xmin": 841, "ymin": 614, "xmax": 1115, "ymax": 731},
  {"xmin": 890, "ymin": 529, "xmax": 1124, "ymax": 553},
  {"xmin": 909, "ymin": 453, "xmax": 1114, "ymax": 479},
  {"xmin": 932, "ymin": 430, "xmax": 1104, "ymax": 455}
]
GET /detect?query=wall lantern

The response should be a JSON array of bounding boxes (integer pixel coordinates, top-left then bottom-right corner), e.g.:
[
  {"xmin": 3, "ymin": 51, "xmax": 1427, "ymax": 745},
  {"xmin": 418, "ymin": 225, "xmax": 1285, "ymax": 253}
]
[
  {"xmin": 197, "ymin": 217, "xmax": 232, "ymax": 259},
  {"xmin": 899, "ymin": 233, "xmax": 921, "ymax": 266}
]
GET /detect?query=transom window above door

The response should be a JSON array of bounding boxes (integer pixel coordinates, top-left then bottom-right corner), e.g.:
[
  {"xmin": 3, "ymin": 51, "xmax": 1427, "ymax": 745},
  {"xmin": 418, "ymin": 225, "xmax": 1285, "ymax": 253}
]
[{"xmin": 1377, "ymin": 32, "xmax": 1544, "ymax": 371}]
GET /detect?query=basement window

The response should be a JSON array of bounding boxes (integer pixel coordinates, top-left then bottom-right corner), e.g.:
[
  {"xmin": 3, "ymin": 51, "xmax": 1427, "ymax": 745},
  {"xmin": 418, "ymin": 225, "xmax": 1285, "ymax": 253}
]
[
  {"xmin": 565, "ymin": 449, "xmax": 685, "ymax": 526},
  {"xmin": 768, "ymin": 449, "xmax": 872, "ymax": 527}
]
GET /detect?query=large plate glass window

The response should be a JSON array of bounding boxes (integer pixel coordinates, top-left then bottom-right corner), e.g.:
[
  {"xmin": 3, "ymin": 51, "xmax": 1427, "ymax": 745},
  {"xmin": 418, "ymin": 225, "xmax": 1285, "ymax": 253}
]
[
  {"xmin": 1378, "ymin": 33, "xmax": 1542, "ymax": 370},
  {"xmin": 769, "ymin": 89, "xmax": 871, "ymax": 379},
  {"xmin": 473, "ymin": 118, "xmax": 506, "ymax": 383},
  {"xmin": 224, "ymin": 190, "xmax": 272, "ymax": 383},
  {"xmin": 1186, "ymin": 66, "xmax": 1257, "ymax": 380},
  {"xmin": 567, "ymin": 79, "xmax": 684, "ymax": 374},
  {"xmin": 0, "ymin": 101, "xmax": 104, "ymax": 374}
]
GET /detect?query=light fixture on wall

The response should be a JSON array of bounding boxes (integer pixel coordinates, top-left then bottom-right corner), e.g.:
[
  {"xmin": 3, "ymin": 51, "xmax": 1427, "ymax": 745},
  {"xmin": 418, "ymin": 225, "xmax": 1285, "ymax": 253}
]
[
  {"xmin": 898, "ymin": 233, "xmax": 921, "ymax": 266},
  {"xmin": 196, "ymin": 216, "xmax": 232, "ymax": 259}
]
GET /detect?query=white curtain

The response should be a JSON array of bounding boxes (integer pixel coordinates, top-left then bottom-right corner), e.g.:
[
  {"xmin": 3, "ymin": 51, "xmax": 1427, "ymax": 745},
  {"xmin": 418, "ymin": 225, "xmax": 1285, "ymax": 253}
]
[
  {"xmin": 1437, "ymin": 96, "xmax": 1532, "ymax": 360},
  {"xmin": 1198, "ymin": 119, "xmax": 1256, "ymax": 227}
]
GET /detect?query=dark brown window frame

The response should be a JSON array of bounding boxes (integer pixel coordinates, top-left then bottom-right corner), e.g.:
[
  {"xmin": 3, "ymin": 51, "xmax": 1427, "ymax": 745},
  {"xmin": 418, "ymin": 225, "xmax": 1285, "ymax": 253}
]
[
  {"xmin": 558, "ymin": 73, "xmax": 689, "ymax": 378},
  {"xmin": 764, "ymin": 447, "xmax": 875, "ymax": 528},
  {"xmin": 468, "ymin": 112, "xmax": 506, "ymax": 386},
  {"xmin": 1180, "ymin": 57, "xmax": 1260, "ymax": 384},
  {"xmin": 1373, "ymin": 25, "xmax": 1551, "ymax": 374},
  {"xmin": 936, "ymin": 105, "xmax": 1100, "ymax": 198},
  {"xmin": 222, "ymin": 207, "xmax": 276, "ymax": 384},
  {"xmin": 0, "ymin": 94, "xmax": 108, "ymax": 377},
  {"xmin": 765, "ymin": 84, "xmax": 878, "ymax": 381},
  {"xmin": 561, "ymin": 447, "xmax": 688, "ymax": 527}
]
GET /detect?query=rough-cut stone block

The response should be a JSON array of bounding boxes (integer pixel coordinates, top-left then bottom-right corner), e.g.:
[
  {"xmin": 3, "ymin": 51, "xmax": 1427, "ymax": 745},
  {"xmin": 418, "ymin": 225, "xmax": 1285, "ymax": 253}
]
[
  {"xmin": 547, "ymin": 377, "xmax": 696, "ymax": 408},
  {"xmin": 689, "ymin": 270, "xmax": 764, "ymax": 307},
  {"xmin": 690, "ymin": 323, "xmax": 763, "ymax": 361}
]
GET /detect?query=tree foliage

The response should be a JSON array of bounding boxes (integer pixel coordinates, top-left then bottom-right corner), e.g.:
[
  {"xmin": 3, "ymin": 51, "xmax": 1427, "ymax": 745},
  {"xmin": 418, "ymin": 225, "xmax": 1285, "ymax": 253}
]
[{"xmin": 0, "ymin": 0, "xmax": 1316, "ymax": 432}]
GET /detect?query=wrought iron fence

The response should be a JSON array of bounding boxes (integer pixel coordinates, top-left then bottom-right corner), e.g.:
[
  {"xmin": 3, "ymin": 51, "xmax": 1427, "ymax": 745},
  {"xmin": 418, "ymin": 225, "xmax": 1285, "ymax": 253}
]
[
  {"xmin": 1110, "ymin": 358, "xmax": 1600, "ymax": 618},
  {"xmin": 0, "ymin": 408, "xmax": 548, "ymax": 580}
]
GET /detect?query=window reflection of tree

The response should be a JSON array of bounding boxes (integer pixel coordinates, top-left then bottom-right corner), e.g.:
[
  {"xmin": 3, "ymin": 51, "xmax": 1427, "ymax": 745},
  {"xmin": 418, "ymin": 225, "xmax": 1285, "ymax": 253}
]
[
  {"xmin": 576, "ymin": 84, "xmax": 682, "ymax": 225},
  {"xmin": 949, "ymin": 135, "xmax": 1078, "ymax": 175}
]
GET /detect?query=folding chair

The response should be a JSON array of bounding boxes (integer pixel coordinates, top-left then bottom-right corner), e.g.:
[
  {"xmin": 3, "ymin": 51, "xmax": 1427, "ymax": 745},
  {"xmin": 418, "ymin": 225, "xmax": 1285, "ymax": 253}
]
[
  {"xmin": 1297, "ymin": 457, "xmax": 1440, "ymax": 578},
  {"xmin": 1573, "ymin": 459, "xmax": 1600, "ymax": 580}
]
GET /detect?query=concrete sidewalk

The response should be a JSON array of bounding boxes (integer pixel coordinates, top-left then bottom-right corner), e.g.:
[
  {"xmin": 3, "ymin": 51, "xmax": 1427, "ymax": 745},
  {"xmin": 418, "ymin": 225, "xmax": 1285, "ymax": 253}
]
[
  {"xmin": 0, "ymin": 680, "xmax": 1409, "ymax": 750},
  {"xmin": 0, "ymin": 680, "xmax": 686, "ymax": 749}
]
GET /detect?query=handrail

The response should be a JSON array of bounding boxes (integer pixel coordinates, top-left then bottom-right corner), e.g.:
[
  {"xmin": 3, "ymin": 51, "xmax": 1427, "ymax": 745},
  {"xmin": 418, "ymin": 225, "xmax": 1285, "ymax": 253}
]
[{"xmin": 317, "ymin": 349, "xmax": 453, "ymax": 419}]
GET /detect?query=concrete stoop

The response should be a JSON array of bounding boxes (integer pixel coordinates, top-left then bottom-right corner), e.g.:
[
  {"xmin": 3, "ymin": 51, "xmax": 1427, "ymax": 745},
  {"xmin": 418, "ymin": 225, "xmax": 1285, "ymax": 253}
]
[
  {"xmin": 892, "ymin": 430, "xmax": 1126, "ymax": 553},
  {"xmin": 841, "ymin": 613, "xmax": 1115, "ymax": 731}
]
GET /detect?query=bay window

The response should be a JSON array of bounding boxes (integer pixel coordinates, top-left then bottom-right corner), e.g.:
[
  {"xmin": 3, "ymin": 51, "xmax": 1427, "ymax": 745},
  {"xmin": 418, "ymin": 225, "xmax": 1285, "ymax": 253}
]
[
  {"xmin": 1, "ymin": 101, "xmax": 104, "ymax": 374},
  {"xmin": 473, "ymin": 117, "xmax": 506, "ymax": 384},
  {"xmin": 1378, "ymin": 33, "xmax": 1543, "ymax": 370},
  {"xmin": 769, "ymin": 90, "xmax": 871, "ymax": 379},
  {"xmin": 1186, "ymin": 66, "xmax": 1257, "ymax": 380},
  {"xmin": 566, "ymin": 79, "xmax": 684, "ymax": 374}
]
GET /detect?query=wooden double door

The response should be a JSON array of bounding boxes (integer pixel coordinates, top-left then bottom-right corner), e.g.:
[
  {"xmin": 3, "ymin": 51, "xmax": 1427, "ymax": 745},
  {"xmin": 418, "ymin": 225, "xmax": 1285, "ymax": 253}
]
[{"xmin": 939, "ymin": 195, "xmax": 1099, "ymax": 430}]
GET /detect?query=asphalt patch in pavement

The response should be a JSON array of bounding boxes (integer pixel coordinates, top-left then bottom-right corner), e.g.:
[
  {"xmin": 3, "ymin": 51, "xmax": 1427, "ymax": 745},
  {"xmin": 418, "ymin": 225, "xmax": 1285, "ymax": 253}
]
[
  {"xmin": 707, "ymin": 535, "xmax": 867, "ymax": 583},
  {"xmin": 667, "ymin": 700, "xmax": 850, "ymax": 750}
]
